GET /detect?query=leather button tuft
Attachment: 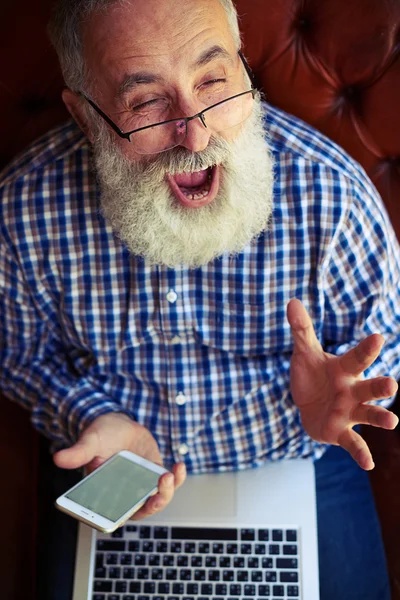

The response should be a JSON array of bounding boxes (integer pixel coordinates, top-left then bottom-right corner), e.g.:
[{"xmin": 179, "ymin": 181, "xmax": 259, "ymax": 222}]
[{"xmin": 297, "ymin": 15, "xmax": 311, "ymax": 31}]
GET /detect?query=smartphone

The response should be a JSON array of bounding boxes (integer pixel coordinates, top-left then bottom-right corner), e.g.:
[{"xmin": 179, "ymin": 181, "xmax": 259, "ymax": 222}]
[{"xmin": 55, "ymin": 450, "xmax": 169, "ymax": 533}]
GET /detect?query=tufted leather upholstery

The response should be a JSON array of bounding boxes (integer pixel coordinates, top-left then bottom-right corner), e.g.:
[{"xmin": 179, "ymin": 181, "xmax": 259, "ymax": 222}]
[{"xmin": 0, "ymin": 1, "xmax": 400, "ymax": 598}]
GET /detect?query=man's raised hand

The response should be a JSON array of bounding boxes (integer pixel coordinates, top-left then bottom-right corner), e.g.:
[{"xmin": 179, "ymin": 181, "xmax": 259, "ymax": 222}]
[{"xmin": 287, "ymin": 298, "xmax": 398, "ymax": 470}]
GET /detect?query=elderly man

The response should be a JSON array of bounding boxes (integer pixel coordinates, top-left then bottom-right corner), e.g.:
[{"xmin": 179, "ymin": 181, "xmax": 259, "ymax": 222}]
[{"xmin": 0, "ymin": 0, "xmax": 399, "ymax": 598}]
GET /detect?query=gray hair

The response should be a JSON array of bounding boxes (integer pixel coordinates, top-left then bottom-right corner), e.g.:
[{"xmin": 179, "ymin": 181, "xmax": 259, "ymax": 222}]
[{"xmin": 48, "ymin": 0, "xmax": 242, "ymax": 94}]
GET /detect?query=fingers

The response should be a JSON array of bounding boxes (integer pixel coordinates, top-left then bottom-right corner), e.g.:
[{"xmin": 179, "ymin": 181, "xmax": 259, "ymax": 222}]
[
  {"xmin": 354, "ymin": 376, "xmax": 398, "ymax": 403},
  {"xmin": 338, "ymin": 428, "xmax": 375, "ymax": 471},
  {"xmin": 130, "ymin": 462, "xmax": 187, "ymax": 521},
  {"xmin": 351, "ymin": 402, "xmax": 399, "ymax": 430},
  {"xmin": 287, "ymin": 298, "xmax": 322, "ymax": 354},
  {"xmin": 338, "ymin": 334, "xmax": 384, "ymax": 377},
  {"xmin": 53, "ymin": 434, "xmax": 98, "ymax": 470}
]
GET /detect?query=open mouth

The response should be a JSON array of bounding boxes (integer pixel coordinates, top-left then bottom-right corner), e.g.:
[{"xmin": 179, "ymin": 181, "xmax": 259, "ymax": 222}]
[{"xmin": 166, "ymin": 165, "xmax": 220, "ymax": 208}]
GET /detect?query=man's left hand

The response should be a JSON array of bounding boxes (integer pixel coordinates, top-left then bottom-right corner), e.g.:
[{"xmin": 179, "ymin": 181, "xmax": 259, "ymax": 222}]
[{"xmin": 287, "ymin": 298, "xmax": 399, "ymax": 470}]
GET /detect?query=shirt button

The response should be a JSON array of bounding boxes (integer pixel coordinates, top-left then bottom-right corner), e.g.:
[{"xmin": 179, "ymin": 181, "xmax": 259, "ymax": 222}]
[
  {"xmin": 166, "ymin": 290, "xmax": 178, "ymax": 304},
  {"xmin": 178, "ymin": 443, "xmax": 189, "ymax": 456},
  {"xmin": 175, "ymin": 392, "xmax": 187, "ymax": 406}
]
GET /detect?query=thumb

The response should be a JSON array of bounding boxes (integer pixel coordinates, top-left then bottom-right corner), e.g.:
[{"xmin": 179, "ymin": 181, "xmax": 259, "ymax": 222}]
[
  {"xmin": 287, "ymin": 298, "xmax": 322, "ymax": 355},
  {"xmin": 53, "ymin": 433, "xmax": 99, "ymax": 470}
]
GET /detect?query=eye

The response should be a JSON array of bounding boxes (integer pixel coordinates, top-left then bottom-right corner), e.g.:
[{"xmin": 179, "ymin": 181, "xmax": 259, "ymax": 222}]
[
  {"xmin": 130, "ymin": 98, "xmax": 164, "ymax": 112},
  {"xmin": 202, "ymin": 78, "xmax": 227, "ymax": 87}
]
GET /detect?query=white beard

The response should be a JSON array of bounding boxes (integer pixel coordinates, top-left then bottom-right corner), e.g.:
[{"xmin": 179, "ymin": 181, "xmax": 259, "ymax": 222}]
[{"xmin": 93, "ymin": 100, "xmax": 274, "ymax": 268}]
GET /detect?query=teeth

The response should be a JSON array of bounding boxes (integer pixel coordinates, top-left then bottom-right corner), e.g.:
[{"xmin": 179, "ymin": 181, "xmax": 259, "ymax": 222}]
[{"xmin": 182, "ymin": 188, "xmax": 210, "ymax": 200}]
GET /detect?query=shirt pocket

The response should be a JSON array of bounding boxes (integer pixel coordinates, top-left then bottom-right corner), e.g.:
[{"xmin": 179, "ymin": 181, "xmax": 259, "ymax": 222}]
[{"xmin": 193, "ymin": 302, "xmax": 293, "ymax": 357}]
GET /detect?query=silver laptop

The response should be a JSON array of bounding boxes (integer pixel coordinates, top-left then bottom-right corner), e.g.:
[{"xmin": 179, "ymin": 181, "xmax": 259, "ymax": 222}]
[{"xmin": 73, "ymin": 459, "xmax": 319, "ymax": 600}]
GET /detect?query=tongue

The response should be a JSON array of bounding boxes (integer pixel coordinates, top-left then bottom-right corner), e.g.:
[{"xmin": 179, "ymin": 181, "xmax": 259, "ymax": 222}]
[{"xmin": 173, "ymin": 168, "xmax": 209, "ymax": 189}]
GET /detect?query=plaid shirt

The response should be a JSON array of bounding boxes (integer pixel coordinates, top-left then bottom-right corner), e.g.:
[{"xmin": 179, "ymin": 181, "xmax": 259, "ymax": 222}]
[{"xmin": 1, "ymin": 103, "xmax": 399, "ymax": 473}]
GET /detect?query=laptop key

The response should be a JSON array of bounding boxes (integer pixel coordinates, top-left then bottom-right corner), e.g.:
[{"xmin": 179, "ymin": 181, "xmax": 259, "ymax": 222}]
[
  {"xmin": 233, "ymin": 557, "xmax": 244, "ymax": 568},
  {"xmin": 283, "ymin": 545, "xmax": 298, "ymax": 555},
  {"xmin": 272, "ymin": 530, "xmax": 283, "ymax": 542},
  {"xmin": 120, "ymin": 554, "xmax": 132, "ymax": 565},
  {"xmin": 215, "ymin": 584, "xmax": 228, "ymax": 595},
  {"xmin": 97, "ymin": 541, "xmax": 125, "ymax": 552},
  {"xmin": 150, "ymin": 554, "xmax": 162, "ymax": 566},
  {"xmin": 154, "ymin": 527, "xmax": 169, "ymax": 539},
  {"xmin": 219, "ymin": 557, "xmax": 230, "ymax": 568},
  {"xmin": 272, "ymin": 584, "xmax": 284, "ymax": 597},
  {"xmin": 248, "ymin": 558, "xmax": 259, "ymax": 568},
  {"xmin": 157, "ymin": 542, "xmax": 168, "ymax": 553},
  {"xmin": 93, "ymin": 581, "xmax": 112, "ymax": 592},
  {"xmin": 240, "ymin": 529, "xmax": 255, "ymax": 541},
  {"xmin": 261, "ymin": 557, "xmax": 273, "ymax": 569},
  {"xmin": 166, "ymin": 568, "xmax": 178, "ymax": 580},
  {"xmin": 108, "ymin": 567, "xmax": 121, "ymax": 579},
  {"xmin": 222, "ymin": 570, "xmax": 234, "ymax": 582},
  {"xmin": 92, "ymin": 595, "xmax": 105, "ymax": 600},
  {"xmin": 159, "ymin": 583, "xmax": 171, "ymax": 594},
  {"xmin": 172, "ymin": 583, "xmax": 184, "ymax": 594},
  {"xmin": 139, "ymin": 526, "xmax": 151, "ymax": 539},
  {"xmin": 286, "ymin": 530, "xmax": 297, "ymax": 542},
  {"xmin": 129, "ymin": 581, "xmax": 141, "ymax": 593},
  {"xmin": 276, "ymin": 558, "xmax": 298, "ymax": 569},
  {"xmin": 287, "ymin": 585, "xmax": 299, "ymax": 597},
  {"xmin": 258, "ymin": 585, "xmax": 270, "ymax": 597},
  {"xmin": 115, "ymin": 581, "xmax": 128, "ymax": 592},
  {"xmin": 226, "ymin": 543, "xmax": 238, "ymax": 554},
  {"xmin": 187, "ymin": 583, "xmax": 198, "ymax": 594},
  {"xmin": 243, "ymin": 585, "xmax": 256, "ymax": 596},
  {"xmin": 201, "ymin": 583, "xmax": 213, "ymax": 595},
  {"xmin": 163, "ymin": 555, "xmax": 174, "ymax": 567},
  {"xmin": 123, "ymin": 567, "xmax": 135, "ymax": 579},
  {"xmin": 191, "ymin": 555, "xmax": 203, "ymax": 567},
  {"xmin": 269, "ymin": 545, "xmax": 280, "ymax": 555},
  {"xmin": 129, "ymin": 540, "xmax": 140, "ymax": 552},
  {"xmin": 229, "ymin": 585, "xmax": 242, "ymax": 595},
  {"xmin": 258, "ymin": 530, "xmax": 269, "ymax": 541},
  {"xmin": 95, "ymin": 567, "xmax": 106, "ymax": 578},
  {"xmin": 240, "ymin": 544, "xmax": 252, "ymax": 554},
  {"xmin": 280, "ymin": 571, "xmax": 298, "ymax": 583},
  {"xmin": 251, "ymin": 571, "xmax": 263, "ymax": 582},
  {"xmin": 265, "ymin": 571, "xmax": 277, "ymax": 582},
  {"xmin": 144, "ymin": 582, "xmax": 155, "ymax": 593}
]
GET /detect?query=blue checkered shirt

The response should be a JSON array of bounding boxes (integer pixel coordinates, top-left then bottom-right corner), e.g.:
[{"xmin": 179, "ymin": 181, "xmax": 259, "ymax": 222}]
[{"xmin": 1, "ymin": 103, "xmax": 399, "ymax": 473}]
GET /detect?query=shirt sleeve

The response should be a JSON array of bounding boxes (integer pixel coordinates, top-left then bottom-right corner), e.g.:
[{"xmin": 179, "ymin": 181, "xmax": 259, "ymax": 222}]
[
  {"xmin": 322, "ymin": 175, "xmax": 400, "ymax": 406},
  {"xmin": 0, "ymin": 243, "xmax": 131, "ymax": 449}
]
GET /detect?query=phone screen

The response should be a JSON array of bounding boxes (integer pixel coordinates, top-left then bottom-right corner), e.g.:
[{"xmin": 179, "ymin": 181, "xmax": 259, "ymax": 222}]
[{"xmin": 65, "ymin": 455, "xmax": 159, "ymax": 522}]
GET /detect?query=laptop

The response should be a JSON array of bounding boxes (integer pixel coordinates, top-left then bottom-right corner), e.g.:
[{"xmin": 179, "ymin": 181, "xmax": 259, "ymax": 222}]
[{"xmin": 73, "ymin": 458, "xmax": 319, "ymax": 600}]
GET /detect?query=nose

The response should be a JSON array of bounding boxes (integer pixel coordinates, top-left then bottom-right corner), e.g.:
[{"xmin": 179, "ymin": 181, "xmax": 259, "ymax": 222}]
[{"xmin": 180, "ymin": 113, "xmax": 212, "ymax": 153}]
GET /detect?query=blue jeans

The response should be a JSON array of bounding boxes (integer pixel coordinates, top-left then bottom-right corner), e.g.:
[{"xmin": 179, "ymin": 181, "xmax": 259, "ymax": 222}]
[
  {"xmin": 36, "ymin": 443, "xmax": 390, "ymax": 600},
  {"xmin": 315, "ymin": 443, "xmax": 390, "ymax": 599}
]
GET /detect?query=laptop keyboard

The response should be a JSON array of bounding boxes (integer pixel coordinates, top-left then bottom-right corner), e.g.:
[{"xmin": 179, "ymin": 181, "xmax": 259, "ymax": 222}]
[{"xmin": 92, "ymin": 524, "xmax": 301, "ymax": 600}]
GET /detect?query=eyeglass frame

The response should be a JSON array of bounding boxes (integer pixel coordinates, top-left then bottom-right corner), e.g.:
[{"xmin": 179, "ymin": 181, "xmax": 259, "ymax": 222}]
[{"xmin": 79, "ymin": 50, "xmax": 258, "ymax": 144}]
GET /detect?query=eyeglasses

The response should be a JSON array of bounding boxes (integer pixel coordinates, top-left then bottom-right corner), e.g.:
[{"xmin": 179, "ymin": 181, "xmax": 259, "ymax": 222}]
[{"xmin": 80, "ymin": 51, "xmax": 258, "ymax": 154}]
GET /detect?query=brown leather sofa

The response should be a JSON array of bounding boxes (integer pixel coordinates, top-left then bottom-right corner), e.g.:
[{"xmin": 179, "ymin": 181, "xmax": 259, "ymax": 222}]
[{"xmin": 1, "ymin": 1, "xmax": 400, "ymax": 598}]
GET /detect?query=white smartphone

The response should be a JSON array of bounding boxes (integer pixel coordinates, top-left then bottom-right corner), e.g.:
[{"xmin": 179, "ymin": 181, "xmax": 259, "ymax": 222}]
[{"xmin": 55, "ymin": 450, "xmax": 169, "ymax": 533}]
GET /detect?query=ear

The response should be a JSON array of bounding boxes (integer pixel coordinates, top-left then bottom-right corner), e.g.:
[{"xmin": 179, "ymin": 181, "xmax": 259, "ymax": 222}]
[{"xmin": 62, "ymin": 88, "xmax": 95, "ymax": 143}]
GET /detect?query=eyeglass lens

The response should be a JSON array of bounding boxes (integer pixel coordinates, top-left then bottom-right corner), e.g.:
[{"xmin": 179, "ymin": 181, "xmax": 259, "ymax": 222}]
[{"xmin": 130, "ymin": 92, "xmax": 254, "ymax": 154}]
